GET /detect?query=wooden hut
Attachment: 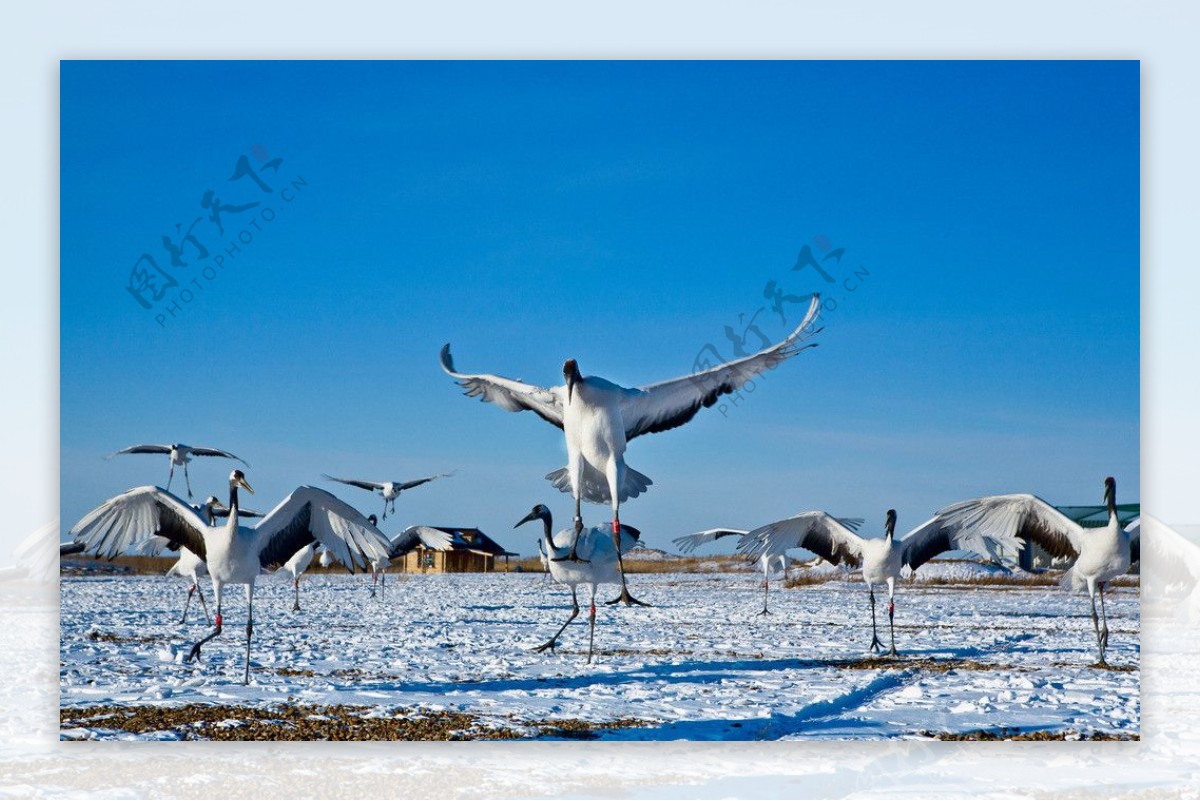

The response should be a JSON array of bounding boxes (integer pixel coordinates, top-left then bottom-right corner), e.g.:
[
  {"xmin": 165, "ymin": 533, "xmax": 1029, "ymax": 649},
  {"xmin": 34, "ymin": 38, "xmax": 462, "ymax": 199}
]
[{"xmin": 395, "ymin": 526, "xmax": 517, "ymax": 574}]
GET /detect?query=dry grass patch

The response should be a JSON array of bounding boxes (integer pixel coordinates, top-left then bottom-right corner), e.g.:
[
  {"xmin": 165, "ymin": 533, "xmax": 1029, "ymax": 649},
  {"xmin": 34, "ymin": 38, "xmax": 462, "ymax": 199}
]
[
  {"xmin": 930, "ymin": 727, "xmax": 1138, "ymax": 741},
  {"xmin": 1050, "ymin": 661, "xmax": 1138, "ymax": 673},
  {"xmin": 274, "ymin": 667, "xmax": 318, "ymax": 678},
  {"xmin": 61, "ymin": 703, "xmax": 523, "ymax": 741},
  {"xmin": 62, "ymin": 555, "xmax": 175, "ymax": 575},
  {"xmin": 830, "ymin": 657, "xmax": 1022, "ymax": 673},
  {"xmin": 784, "ymin": 573, "xmax": 840, "ymax": 588},
  {"xmin": 84, "ymin": 629, "xmax": 161, "ymax": 646},
  {"xmin": 61, "ymin": 704, "xmax": 653, "ymax": 741},
  {"xmin": 557, "ymin": 647, "xmax": 694, "ymax": 658},
  {"xmin": 531, "ymin": 717, "xmax": 652, "ymax": 740}
]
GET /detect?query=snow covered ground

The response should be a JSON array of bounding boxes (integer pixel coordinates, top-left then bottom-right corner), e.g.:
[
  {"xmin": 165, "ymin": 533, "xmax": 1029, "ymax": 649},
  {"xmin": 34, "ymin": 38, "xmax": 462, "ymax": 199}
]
[{"xmin": 59, "ymin": 568, "xmax": 1139, "ymax": 741}]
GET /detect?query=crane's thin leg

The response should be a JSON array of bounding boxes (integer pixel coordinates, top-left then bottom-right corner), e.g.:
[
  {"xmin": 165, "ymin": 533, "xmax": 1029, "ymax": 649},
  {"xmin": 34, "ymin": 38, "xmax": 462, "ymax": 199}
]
[
  {"xmin": 380, "ymin": 569, "xmax": 386, "ymax": 600},
  {"xmin": 1088, "ymin": 581, "xmax": 1106, "ymax": 666},
  {"xmin": 292, "ymin": 577, "xmax": 301, "ymax": 612},
  {"xmin": 243, "ymin": 584, "xmax": 254, "ymax": 685},
  {"xmin": 181, "ymin": 584, "xmax": 195, "ymax": 624},
  {"xmin": 868, "ymin": 586, "xmax": 884, "ymax": 653},
  {"xmin": 535, "ymin": 588, "xmax": 579, "ymax": 653},
  {"xmin": 557, "ymin": 453, "xmax": 588, "ymax": 563},
  {"xmin": 166, "ymin": 463, "xmax": 176, "ymax": 494},
  {"xmin": 187, "ymin": 583, "xmax": 223, "ymax": 663},
  {"xmin": 605, "ymin": 519, "xmax": 650, "ymax": 607},
  {"xmin": 381, "ymin": 496, "xmax": 388, "ymax": 521},
  {"xmin": 196, "ymin": 582, "xmax": 211, "ymax": 624},
  {"xmin": 886, "ymin": 577, "xmax": 898, "ymax": 657},
  {"xmin": 183, "ymin": 462, "xmax": 194, "ymax": 500},
  {"xmin": 586, "ymin": 587, "xmax": 598, "ymax": 665},
  {"xmin": 369, "ymin": 570, "xmax": 377, "ymax": 598},
  {"xmin": 554, "ymin": 492, "xmax": 590, "ymax": 563},
  {"xmin": 756, "ymin": 569, "xmax": 771, "ymax": 616},
  {"xmin": 1098, "ymin": 581, "xmax": 1110, "ymax": 658}
]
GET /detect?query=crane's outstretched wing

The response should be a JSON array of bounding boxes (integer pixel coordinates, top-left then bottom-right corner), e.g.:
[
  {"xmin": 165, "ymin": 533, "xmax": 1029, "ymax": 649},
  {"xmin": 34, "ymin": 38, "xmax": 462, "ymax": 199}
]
[
  {"xmin": 253, "ymin": 486, "xmax": 391, "ymax": 573},
  {"xmin": 386, "ymin": 525, "xmax": 455, "ymax": 558},
  {"xmin": 68, "ymin": 486, "xmax": 209, "ymax": 561},
  {"xmin": 737, "ymin": 511, "xmax": 864, "ymax": 568},
  {"xmin": 394, "ymin": 471, "xmax": 456, "ymax": 492},
  {"xmin": 105, "ymin": 444, "xmax": 173, "ymax": 459},
  {"xmin": 439, "ymin": 344, "xmax": 565, "ymax": 429},
  {"xmin": 672, "ymin": 528, "xmax": 749, "ymax": 554},
  {"xmin": 926, "ymin": 494, "xmax": 1084, "ymax": 565},
  {"xmin": 188, "ymin": 447, "xmax": 248, "ymax": 466},
  {"xmin": 620, "ymin": 294, "xmax": 822, "ymax": 440},
  {"xmin": 899, "ymin": 513, "xmax": 1023, "ymax": 572},
  {"xmin": 1126, "ymin": 517, "xmax": 1140, "ymax": 564},
  {"xmin": 321, "ymin": 475, "xmax": 386, "ymax": 492}
]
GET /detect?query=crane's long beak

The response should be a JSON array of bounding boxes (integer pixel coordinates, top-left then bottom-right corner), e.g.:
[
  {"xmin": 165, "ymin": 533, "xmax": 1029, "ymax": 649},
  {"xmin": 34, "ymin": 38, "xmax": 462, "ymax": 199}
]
[
  {"xmin": 515, "ymin": 510, "xmax": 538, "ymax": 529},
  {"xmin": 238, "ymin": 476, "xmax": 255, "ymax": 494}
]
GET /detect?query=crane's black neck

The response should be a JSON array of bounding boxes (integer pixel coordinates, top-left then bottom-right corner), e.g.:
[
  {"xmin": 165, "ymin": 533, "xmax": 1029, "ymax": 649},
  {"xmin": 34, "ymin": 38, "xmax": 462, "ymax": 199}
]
[
  {"xmin": 228, "ymin": 484, "xmax": 241, "ymax": 523},
  {"xmin": 540, "ymin": 512, "xmax": 554, "ymax": 550}
]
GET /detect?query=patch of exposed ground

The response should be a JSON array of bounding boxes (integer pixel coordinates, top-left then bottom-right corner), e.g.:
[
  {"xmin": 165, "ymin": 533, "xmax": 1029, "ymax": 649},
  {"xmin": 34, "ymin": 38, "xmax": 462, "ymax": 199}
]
[
  {"xmin": 928, "ymin": 727, "xmax": 1139, "ymax": 741},
  {"xmin": 60, "ymin": 704, "xmax": 653, "ymax": 741}
]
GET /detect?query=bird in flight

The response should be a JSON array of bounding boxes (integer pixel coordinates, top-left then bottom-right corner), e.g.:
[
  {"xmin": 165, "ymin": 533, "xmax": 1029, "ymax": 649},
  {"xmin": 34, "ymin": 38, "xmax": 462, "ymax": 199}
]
[
  {"xmin": 107, "ymin": 443, "xmax": 248, "ymax": 500},
  {"xmin": 441, "ymin": 293, "xmax": 822, "ymax": 606}
]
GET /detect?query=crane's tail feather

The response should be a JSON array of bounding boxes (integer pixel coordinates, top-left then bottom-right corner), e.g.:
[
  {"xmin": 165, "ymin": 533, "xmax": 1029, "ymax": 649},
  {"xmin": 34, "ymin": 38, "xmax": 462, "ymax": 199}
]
[{"xmin": 544, "ymin": 464, "xmax": 653, "ymax": 504}]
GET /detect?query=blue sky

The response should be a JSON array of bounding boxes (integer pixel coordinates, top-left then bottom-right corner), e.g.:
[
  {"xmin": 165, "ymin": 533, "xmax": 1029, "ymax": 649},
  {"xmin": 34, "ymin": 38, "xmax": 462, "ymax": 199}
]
[{"xmin": 60, "ymin": 60, "xmax": 1139, "ymax": 556}]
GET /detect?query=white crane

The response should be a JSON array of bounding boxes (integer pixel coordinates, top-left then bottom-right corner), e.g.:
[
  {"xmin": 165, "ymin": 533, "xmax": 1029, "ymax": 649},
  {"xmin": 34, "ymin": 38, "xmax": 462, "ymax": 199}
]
[
  {"xmin": 133, "ymin": 497, "xmax": 265, "ymax": 624},
  {"xmin": 318, "ymin": 546, "xmax": 334, "ymax": 569},
  {"xmin": 67, "ymin": 469, "xmax": 391, "ymax": 684},
  {"xmin": 441, "ymin": 293, "xmax": 822, "ymax": 606},
  {"xmin": 515, "ymin": 504, "xmax": 641, "ymax": 663},
  {"xmin": 166, "ymin": 545, "xmax": 210, "ymax": 624},
  {"xmin": 365, "ymin": 515, "xmax": 388, "ymax": 597},
  {"xmin": 363, "ymin": 514, "xmax": 453, "ymax": 599},
  {"xmin": 739, "ymin": 509, "xmax": 1020, "ymax": 655},
  {"xmin": 279, "ymin": 544, "xmax": 315, "ymax": 612},
  {"xmin": 926, "ymin": 476, "xmax": 1139, "ymax": 665},
  {"xmin": 106, "ymin": 443, "xmax": 248, "ymax": 500},
  {"xmin": 674, "ymin": 516, "xmax": 863, "ymax": 615},
  {"xmin": 321, "ymin": 471, "xmax": 454, "ymax": 520}
]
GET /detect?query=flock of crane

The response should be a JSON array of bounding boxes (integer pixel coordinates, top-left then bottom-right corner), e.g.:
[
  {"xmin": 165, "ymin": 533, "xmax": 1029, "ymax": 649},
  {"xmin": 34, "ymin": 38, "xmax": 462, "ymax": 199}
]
[{"xmin": 63, "ymin": 291, "xmax": 1140, "ymax": 683}]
